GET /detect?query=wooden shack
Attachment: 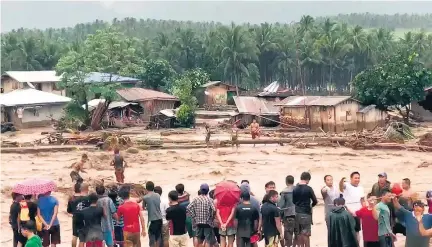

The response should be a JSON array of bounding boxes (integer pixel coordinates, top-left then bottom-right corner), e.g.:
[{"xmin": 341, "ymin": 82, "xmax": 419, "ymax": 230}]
[
  {"xmin": 117, "ymin": 88, "xmax": 180, "ymax": 122},
  {"xmin": 197, "ymin": 81, "xmax": 245, "ymax": 107},
  {"xmin": 356, "ymin": 105, "xmax": 388, "ymax": 131},
  {"xmin": 232, "ymin": 96, "xmax": 280, "ymax": 127},
  {"xmin": 276, "ymin": 96, "xmax": 387, "ymax": 132}
]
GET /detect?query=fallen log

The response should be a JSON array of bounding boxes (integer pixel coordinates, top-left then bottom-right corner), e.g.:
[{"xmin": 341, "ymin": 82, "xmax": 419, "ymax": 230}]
[
  {"xmin": 353, "ymin": 143, "xmax": 432, "ymax": 152},
  {"xmin": 1, "ymin": 145, "xmax": 97, "ymax": 154},
  {"xmin": 160, "ymin": 130, "xmax": 196, "ymax": 136}
]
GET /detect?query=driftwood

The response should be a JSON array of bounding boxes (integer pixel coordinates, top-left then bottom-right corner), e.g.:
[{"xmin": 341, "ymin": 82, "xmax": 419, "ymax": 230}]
[
  {"xmin": 160, "ymin": 129, "xmax": 196, "ymax": 136},
  {"xmin": 353, "ymin": 143, "xmax": 432, "ymax": 152},
  {"xmin": 91, "ymin": 102, "xmax": 108, "ymax": 131},
  {"xmin": 1, "ymin": 145, "xmax": 97, "ymax": 154}
]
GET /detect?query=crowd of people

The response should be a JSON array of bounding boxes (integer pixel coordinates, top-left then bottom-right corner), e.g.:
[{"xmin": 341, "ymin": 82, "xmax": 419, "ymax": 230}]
[{"xmin": 9, "ymin": 169, "xmax": 432, "ymax": 247}]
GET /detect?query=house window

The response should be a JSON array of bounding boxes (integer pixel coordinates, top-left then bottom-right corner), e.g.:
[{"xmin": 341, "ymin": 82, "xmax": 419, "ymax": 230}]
[
  {"xmin": 52, "ymin": 82, "xmax": 60, "ymax": 91},
  {"xmin": 35, "ymin": 83, "xmax": 42, "ymax": 91},
  {"xmin": 346, "ymin": 111, "xmax": 352, "ymax": 121}
]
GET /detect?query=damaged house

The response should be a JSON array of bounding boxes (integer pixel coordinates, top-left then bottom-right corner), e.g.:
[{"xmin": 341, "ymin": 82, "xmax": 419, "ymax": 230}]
[
  {"xmin": 276, "ymin": 96, "xmax": 387, "ymax": 132},
  {"xmin": 117, "ymin": 88, "xmax": 180, "ymax": 122},
  {"xmin": 232, "ymin": 96, "xmax": 280, "ymax": 127},
  {"xmin": 0, "ymin": 88, "xmax": 71, "ymax": 128}
]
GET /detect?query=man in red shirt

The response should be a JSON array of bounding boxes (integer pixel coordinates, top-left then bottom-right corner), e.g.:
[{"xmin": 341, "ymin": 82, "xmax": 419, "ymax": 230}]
[
  {"xmin": 117, "ymin": 186, "xmax": 146, "ymax": 247},
  {"xmin": 353, "ymin": 193, "xmax": 379, "ymax": 247}
]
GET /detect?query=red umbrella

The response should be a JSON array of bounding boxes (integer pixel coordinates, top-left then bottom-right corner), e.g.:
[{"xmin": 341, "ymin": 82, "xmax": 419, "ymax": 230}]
[
  {"xmin": 214, "ymin": 180, "xmax": 241, "ymax": 206},
  {"xmin": 12, "ymin": 178, "xmax": 57, "ymax": 195}
]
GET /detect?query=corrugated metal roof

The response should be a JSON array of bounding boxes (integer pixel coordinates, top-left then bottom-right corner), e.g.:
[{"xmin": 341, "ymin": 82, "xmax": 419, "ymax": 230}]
[
  {"xmin": 201, "ymin": 81, "xmax": 222, "ymax": 88},
  {"xmin": 275, "ymin": 96, "xmax": 353, "ymax": 107},
  {"xmin": 2, "ymin": 71, "xmax": 60, "ymax": 83},
  {"xmin": 358, "ymin": 104, "xmax": 377, "ymax": 113},
  {"xmin": 263, "ymin": 81, "xmax": 280, "ymax": 93},
  {"xmin": 83, "ymin": 72, "xmax": 140, "ymax": 84},
  {"xmin": 117, "ymin": 88, "xmax": 179, "ymax": 102},
  {"xmin": 0, "ymin": 89, "xmax": 71, "ymax": 106},
  {"xmin": 233, "ymin": 96, "xmax": 279, "ymax": 115},
  {"xmin": 84, "ymin": 99, "xmax": 137, "ymax": 111},
  {"xmin": 160, "ymin": 109, "xmax": 176, "ymax": 117}
]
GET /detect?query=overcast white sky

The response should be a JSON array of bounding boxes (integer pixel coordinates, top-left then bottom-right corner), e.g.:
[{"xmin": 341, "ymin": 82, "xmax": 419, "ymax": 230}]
[{"xmin": 2, "ymin": 1, "xmax": 432, "ymax": 32}]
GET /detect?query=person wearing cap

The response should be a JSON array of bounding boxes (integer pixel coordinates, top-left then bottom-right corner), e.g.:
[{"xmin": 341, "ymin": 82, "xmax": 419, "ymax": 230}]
[
  {"xmin": 240, "ymin": 183, "xmax": 260, "ymax": 214},
  {"xmin": 327, "ymin": 195, "xmax": 358, "ymax": 247},
  {"xmin": 187, "ymin": 183, "xmax": 217, "ymax": 247},
  {"xmin": 371, "ymin": 173, "xmax": 391, "ymax": 198},
  {"xmin": 392, "ymin": 196, "xmax": 432, "ymax": 247}
]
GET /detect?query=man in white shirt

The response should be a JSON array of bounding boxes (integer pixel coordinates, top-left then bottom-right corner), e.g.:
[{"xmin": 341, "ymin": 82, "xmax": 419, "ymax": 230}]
[
  {"xmin": 155, "ymin": 186, "xmax": 170, "ymax": 247},
  {"xmin": 322, "ymin": 175, "xmax": 340, "ymax": 225},
  {"xmin": 339, "ymin": 171, "xmax": 365, "ymax": 240}
]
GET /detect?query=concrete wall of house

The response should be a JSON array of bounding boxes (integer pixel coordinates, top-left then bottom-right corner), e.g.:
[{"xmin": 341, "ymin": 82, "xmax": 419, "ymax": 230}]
[
  {"xmin": 0, "ymin": 78, "xmax": 65, "ymax": 95},
  {"xmin": 1, "ymin": 78, "xmax": 22, "ymax": 93},
  {"xmin": 40, "ymin": 82, "xmax": 66, "ymax": 96},
  {"xmin": 334, "ymin": 100, "xmax": 360, "ymax": 132},
  {"xmin": 139, "ymin": 100, "xmax": 177, "ymax": 122},
  {"xmin": 356, "ymin": 108, "xmax": 387, "ymax": 131},
  {"xmin": 411, "ymin": 101, "xmax": 432, "ymax": 121},
  {"xmin": 7, "ymin": 104, "xmax": 66, "ymax": 129}
]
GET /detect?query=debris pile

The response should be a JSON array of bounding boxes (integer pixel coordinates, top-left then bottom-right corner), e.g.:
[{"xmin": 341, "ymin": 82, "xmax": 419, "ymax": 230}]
[
  {"xmin": 418, "ymin": 133, "xmax": 432, "ymax": 147},
  {"xmin": 384, "ymin": 122, "xmax": 415, "ymax": 142}
]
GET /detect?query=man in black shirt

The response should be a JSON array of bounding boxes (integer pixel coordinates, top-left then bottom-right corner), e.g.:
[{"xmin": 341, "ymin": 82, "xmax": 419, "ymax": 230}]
[
  {"xmin": 261, "ymin": 190, "xmax": 283, "ymax": 247},
  {"xmin": 235, "ymin": 191, "xmax": 260, "ymax": 247},
  {"xmin": 80, "ymin": 193, "xmax": 104, "ymax": 246},
  {"xmin": 67, "ymin": 183, "xmax": 90, "ymax": 247},
  {"xmin": 293, "ymin": 172, "xmax": 317, "ymax": 247},
  {"xmin": 166, "ymin": 190, "xmax": 188, "ymax": 247}
]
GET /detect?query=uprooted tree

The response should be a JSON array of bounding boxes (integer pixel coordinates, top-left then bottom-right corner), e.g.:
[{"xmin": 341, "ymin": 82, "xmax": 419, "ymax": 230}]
[
  {"xmin": 56, "ymin": 27, "xmax": 141, "ymax": 129},
  {"xmin": 352, "ymin": 51, "xmax": 432, "ymax": 123}
]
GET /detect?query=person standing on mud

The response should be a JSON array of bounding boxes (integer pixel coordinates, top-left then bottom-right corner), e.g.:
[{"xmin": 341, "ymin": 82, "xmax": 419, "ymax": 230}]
[
  {"xmin": 321, "ymin": 175, "xmax": 340, "ymax": 226},
  {"xmin": 67, "ymin": 183, "xmax": 90, "ymax": 247},
  {"xmin": 205, "ymin": 124, "xmax": 211, "ymax": 148},
  {"xmin": 293, "ymin": 172, "xmax": 317, "ymax": 247},
  {"xmin": 70, "ymin": 154, "xmax": 89, "ymax": 185},
  {"xmin": 339, "ymin": 172, "xmax": 365, "ymax": 241},
  {"xmin": 143, "ymin": 181, "xmax": 163, "ymax": 247},
  {"xmin": 110, "ymin": 148, "xmax": 127, "ymax": 184},
  {"xmin": 250, "ymin": 119, "xmax": 260, "ymax": 146},
  {"xmin": 278, "ymin": 175, "xmax": 296, "ymax": 247}
]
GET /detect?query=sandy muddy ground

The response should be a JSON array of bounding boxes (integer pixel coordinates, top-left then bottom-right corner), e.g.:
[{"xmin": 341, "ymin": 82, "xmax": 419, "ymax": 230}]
[{"xmin": 1, "ymin": 127, "xmax": 431, "ymax": 247}]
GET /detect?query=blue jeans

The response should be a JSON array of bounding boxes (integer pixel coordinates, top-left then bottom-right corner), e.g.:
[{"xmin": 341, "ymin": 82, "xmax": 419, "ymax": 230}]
[{"xmin": 378, "ymin": 235, "xmax": 392, "ymax": 247}]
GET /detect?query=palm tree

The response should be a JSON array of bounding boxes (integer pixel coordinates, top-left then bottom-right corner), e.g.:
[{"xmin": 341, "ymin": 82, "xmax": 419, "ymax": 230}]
[
  {"xmin": 173, "ymin": 28, "xmax": 200, "ymax": 70},
  {"xmin": 217, "ymin": 23, "xmax": 257, "ymax": 93},
  {"xmin": 254, "ymin": 23, "xmax": 278, "ymax": 86}
]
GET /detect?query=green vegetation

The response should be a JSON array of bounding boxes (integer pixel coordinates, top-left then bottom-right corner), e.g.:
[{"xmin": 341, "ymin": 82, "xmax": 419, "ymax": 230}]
[
  {"xmin": 352, "ymin": 51, "xmax": 432, "ymax": 123},
  {"xmin": 2, "ymin": 14, "xmax": 432, "ymax": 95}
]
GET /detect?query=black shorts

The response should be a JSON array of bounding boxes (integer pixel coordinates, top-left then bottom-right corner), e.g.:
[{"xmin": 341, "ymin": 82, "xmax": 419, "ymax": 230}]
[
  {"xmin": 364, "ymin": 241, "xmax": 380, "ymax": 247},
  {"xmin": 354, "ymin": 217, "xmax": 361, "ymax": 232},
  {"xmin": 13, "ymin": 228, "xmax": 27, "ymax": 245},
  {"xmin": 148, "ymin": 219, "xmax": 163, "ymax": 243},
  {"xmin": 393, "ymin": 222, "xmax": 406, "ymax": 236},
  {"xmin": 196, "ymin": 224, "xmax": 216, "ymax": 245},
  {"xmin": 294, "ymin": 213, "xmax": 312, "ymax": 236},
  {"xmin": 39, "ymin": 224, "xmax": 61, "ymax": 246}
]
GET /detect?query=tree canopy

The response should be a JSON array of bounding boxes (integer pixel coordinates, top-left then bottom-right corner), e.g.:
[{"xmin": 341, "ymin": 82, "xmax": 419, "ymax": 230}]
[
  {"xmin": 352, "ymin": 51, "xmax": 432, "ymax": 122},
  {"xmin": 2, "ymin": 14, "xmax": 432, "ymax": 94}
]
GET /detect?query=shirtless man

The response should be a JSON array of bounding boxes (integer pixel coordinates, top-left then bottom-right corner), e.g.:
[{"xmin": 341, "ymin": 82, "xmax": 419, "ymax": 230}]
[
  {"xmin": 110, "ymin": 148, "xmax": 127, "ymax": 184},
  {"xmin": 70, "ymin": 154, "xmax": 88, "ymax": 185},
  {"xmin": 205, "ymin": 124, "xmax": 211, "ymax": 147},
  {"xmin": 250, "ymin": 119, "xmax": 260, "ymax": 147}
]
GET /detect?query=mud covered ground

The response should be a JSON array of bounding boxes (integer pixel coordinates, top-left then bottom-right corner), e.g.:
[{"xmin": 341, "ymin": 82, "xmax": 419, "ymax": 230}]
[{"xmin": 1, "ymin": 127, "xmax": 431, "ymax": 247}]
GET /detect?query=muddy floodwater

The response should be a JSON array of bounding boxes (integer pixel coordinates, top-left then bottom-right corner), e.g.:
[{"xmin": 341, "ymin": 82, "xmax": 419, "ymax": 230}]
[{"xmin": 1, "ymin": 128, "xmax": 431, "ymax": 247}]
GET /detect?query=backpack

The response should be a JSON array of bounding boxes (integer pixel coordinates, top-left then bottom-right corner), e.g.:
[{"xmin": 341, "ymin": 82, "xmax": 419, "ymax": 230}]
[{"xmin": 19, "ymin": 200, "xmax": 30, "ymax": 222}]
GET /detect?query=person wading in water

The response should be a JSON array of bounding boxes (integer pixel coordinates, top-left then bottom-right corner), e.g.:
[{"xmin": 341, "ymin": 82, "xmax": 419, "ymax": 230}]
[
  {"xmin": 110, "ymin": 148, "xmax": 127, "ymax": 184},
  {"xmin": 70, "ymin": 154, "xmax": 89, "ymax": 186}
]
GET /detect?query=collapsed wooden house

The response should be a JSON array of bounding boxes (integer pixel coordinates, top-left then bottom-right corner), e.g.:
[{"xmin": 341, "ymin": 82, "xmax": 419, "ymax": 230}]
[
  {"xmin": 232, "ymin": 96, "xmax": 280, "ymax": 127},
  {"xmin": 117, "ymin": 88, "xmax": 180, "ymax": 122},
  {"xmin": 276, "ymin": 96, "xmax": 387, "ymax": 132}
]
